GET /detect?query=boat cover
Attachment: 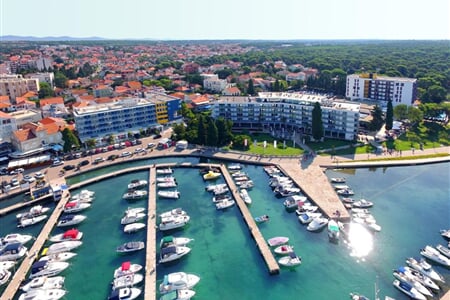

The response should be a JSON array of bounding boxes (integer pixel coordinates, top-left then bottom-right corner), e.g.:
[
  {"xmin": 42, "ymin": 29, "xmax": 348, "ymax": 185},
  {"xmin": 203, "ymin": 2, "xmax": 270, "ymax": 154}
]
[
  {"xmin": 161, "ymin": 246, "xmax": 176, "ymax": 255},
  {"xmin": 65, "ymin": 202, "xmax": 77, "ymax": 208},
  {"xmin": 59, "ymin": 215, "xmax": 74, "ymax": 222},
  {"xmin": 121, "ymin": 261, "xmax": 130, "ymax": 271},
  {"xmin": 289, "ymin": 252, "xmax": 297, "ymax": 259},
  {"xmin": 162, "ymin": 236, "xmax": 174, "ymax": 244},
  {"xmin": 31, "ymin": 260, "xmax": 47, "ymax": 273},
  {"xmin": 63, "ymin": 229, "xmax": 79, "ymax": 239}
]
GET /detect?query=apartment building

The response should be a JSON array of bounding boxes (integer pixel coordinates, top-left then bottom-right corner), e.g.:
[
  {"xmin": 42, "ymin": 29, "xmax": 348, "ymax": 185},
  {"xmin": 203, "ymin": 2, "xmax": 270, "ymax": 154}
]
[
  {"xmin": 0, "ymin": 111, "xmax": 18, "ymax": 143},
  {"xmin": 203, "ymin": 74, "xmax": 227, "ymax": 92},
  {"xmin": 25, "ymin": 72, "xmax": 55, "ymax": 88},
  {"xmin": 0, "ymin": 74, "xmax": 39, "ymax": 101},
  {"xmin": 213, "ymin": 92, "xmax": 360, "ymax": 141},
  {"xmin": 346, "ymin": 73, "xmax": 417, "ymax": 106}
]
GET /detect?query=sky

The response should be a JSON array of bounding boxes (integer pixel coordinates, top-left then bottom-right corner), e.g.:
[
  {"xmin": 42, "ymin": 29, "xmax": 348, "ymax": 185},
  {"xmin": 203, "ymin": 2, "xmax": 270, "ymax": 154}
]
[{"xmin": 1, "ymin": 0, "xmax": 449, "ymax": 40}]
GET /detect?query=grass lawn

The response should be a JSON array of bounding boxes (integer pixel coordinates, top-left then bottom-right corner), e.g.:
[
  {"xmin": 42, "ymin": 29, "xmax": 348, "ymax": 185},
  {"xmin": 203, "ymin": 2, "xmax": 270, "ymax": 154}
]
[
  {"xmin": 233, "ymin": 132, "xmax": 304, "ymax": 156},
  {"xmin": 306, "ymin": 138, "xmax": 355, "ymax": 152}
]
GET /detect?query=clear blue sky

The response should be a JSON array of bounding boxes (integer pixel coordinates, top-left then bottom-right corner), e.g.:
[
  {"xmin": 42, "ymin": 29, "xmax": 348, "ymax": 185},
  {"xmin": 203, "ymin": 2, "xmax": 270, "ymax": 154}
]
[{"xmin": 1, "ymin": 0, "xmax": 449, "ymax": 40}]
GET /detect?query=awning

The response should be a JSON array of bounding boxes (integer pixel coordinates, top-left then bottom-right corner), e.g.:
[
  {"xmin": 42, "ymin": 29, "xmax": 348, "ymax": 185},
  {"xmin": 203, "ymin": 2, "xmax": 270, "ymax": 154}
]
[{"xmin": 52, "ymin": 144, "xmax": 63, "ymax": 151}]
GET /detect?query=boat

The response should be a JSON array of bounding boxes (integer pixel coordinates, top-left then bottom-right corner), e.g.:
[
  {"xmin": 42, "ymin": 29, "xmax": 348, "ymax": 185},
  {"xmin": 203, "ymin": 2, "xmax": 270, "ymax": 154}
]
[
  {"xmin": 228, "ymin": 164, "xmax": 242, "ymax": 170},
  {"xmin": 254, "ymin": 215, "xmax": 270, "ymax": 223},
  {"xmin": 278, "ymin": 251, "xmax": 302, "ymax": 267},
  {"xmin": 212, "ymin": 194, "xmax": 231, "ymax": 203},
  {"xmin": 352, "ymin": 199, "xmax": 374, "ymax": 208},
  {"xmin": 205, "ymin": 183, "xmax": 227, "ymax": 192},
  {"xmin": 124, "ymin": 222, "xmax": 146, "ymax": 233},
  {"xmin": 56, "ymin": 214, "xmax": 86, "ymax": 227},
  {"xmin": 159, "ymin": 215, "xmax": 190, "ymax": 231},
  {"xmin": 63, "ymin": 201, "xmax": 91, "ymax": 213},
  {"xmin": 298, "ymin": 212, "xmax": 322, "ymax": 224},
  {"xmin": 0, "ymin": 268, "xmax": 11, "ymax": 286},
  {"xmin": 121, "ymin": 211, "xmax": 146, "ymax": 225},
  {"xmin": 398, "ymin": 265, "xmax": 440, "ymax": 291},
  {"xmin": 236, "ymin": 180, "xmax": 254, "ymax": 189},
  {"xmin": 127, "ymin": 179, "xmax": 148, "ymax": 190},
  {"xmin": 267, "ymin": 236, "xmax": 289, "ymax": 247},
  {"xmin": 157, "ymin": 167, "xmax": 173, "ymax": 174},
  {"xmin": 112, "ymin": 273, "xmax": 144, "ymax": 290},
  {"xmin": 0, "ymin": 233, "xmax": 33, "ymax": 246},
  {"xmin": 233, "ymin": 176, "xmax": 249, "ymax": 182},
  {"xmin": 116, "ymin": 241, "xmax": 145, "ymax": 254},
  {"xmin": 0, "ymin": 242, "xmax": 27, "ymax": 261},
  {"xmin": 113, "ymin": 261, "xmax": 143, "ymax": 278},
  {"xmin": 20, "ymin": 275, "xmax": 65, "ymax": 292},
  {"xmin": 203, "ymin": 171, "xmax": 221, "ymax": 181},
  {"xmin": 108, "ymin": 287, "xmax": 142, "ymax": 300},
  {"xmin": 159, "ymin": 208, "xmax": 187, "ymax": 219},
  {"xmin": 283, "ymin": 195, "xmax": 307, "ymax": 210},
  {"xmin": 122, "ymin": 190, "xmax": 148, "ymax": 200},
  {"xmin": 275, "ymin": 187, "xmax": 301, "ymax": 198},
  {"xmin": 39, "ymin": 251, "xmax": 77, "ymax": 262},
  {"xmin": 156, "ymin": 176, "xmax": 176, "ymax": 183},
  {"xmin": 212, "ymin": 185, "xmax": 229, "ymax": 196},
  {"xmin": 158, "ymin": 190, "xmax": 180, "ymax": 199},
  {"xmin": 46, "ymin": 240, "xmax": 83, "ymax": 255},
  {"xmin": 124, "ymin": 207, "xmax": 146, "ymax": 215},
  {"xmin": 160, "ymin": 289, "xmax": 196, "ymax": 300},
  {"xmin": 337, "ymin": 188, "xmax": 355, "ymax": 196},
  {"xmin": 331, "ymin": 177, "xmax": 346, "ymax": 183},
  {"xmin": 158, "ymin": 181, "xmax": 178, "ymax": 188},
  {"xmin": 231, "ymin": 171, "xmax": 247, "ymax": 177},
  {"xmin": 420, "ymin": 245, "xmax": 450, "ymax": 267},
  {"xmin": 440, "ymin": 229, "xmax": 450, "ymax": 240},
  {"xmin": 0, "ymin": 260, "xmax": 16, "ymax": 270},
  {"xmin": 239, "ymin": 188, "xmax": 252, "ymax": 204},
  {"xmin": 16, "ymin": 205, "xmax": 50, "ymax": 219},
  {"xmin": 327, "ymin": 220, "xmax": 341, "ymax": 242},
  {"xmin": 159, "ymin": 272, "xmax": 200, "ymax": 294},
  {"xmin": 29, "ymin": 260, "xmax": 69, "ymax": 278},
  {"xmin": 392, "ymin": 279, "xmax": 426, "ymax": 300},
  {"xmin": 406, "ymin": 257, "xmax": 445, "ymax": 283},
  {"xmin": 159, "ymin": 245, "xmax": 191, "ymax": 263},
  {"xmin": 436, "ymin": 244, "xmax": 450, "ymax": 258},
  {"xmin": 18, "ymin": 288, "xmax": 67, "ymax": 300},
  {"xmin": 334, "ymin": 184, "xmax": 350, "ymax": 190},
  {"xmin": 307, "ymin": 217, "xmax": 329, "ymax": 232},
  {"xmin": 393, "ymin": 268, "xmax": 433, "ymax": 297},
  {"xmin": 215, "ymin": 199, "xmax": 235, "ymax": 210},
  {"xmin": 49, "ymin": 228, "xmax": 83, "ymax": 242},
  {"xmin": 17, "ymin": 215, "xmax": 48, "ymax": 228},
  {"xmin": 273, "ymin": 244, "xmax": 294, "ymax": 255},
  {"xmin": 342, "ymin": 197, "xmax": 354, "ymax": 204},
  {"xmin": 160, "ymin": 236, "xmax": 193, "ymax": 248},
  {"xmin": 295, "ymin": 202, "xmax": 319, "ymax": 214},
  {"xmin": 71, "ymin": 190, "xmax": 95, "ymax": 201}
]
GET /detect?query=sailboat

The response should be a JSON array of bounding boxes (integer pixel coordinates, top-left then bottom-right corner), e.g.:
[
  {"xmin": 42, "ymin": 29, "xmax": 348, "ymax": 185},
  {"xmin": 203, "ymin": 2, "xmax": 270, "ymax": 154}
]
[{"xmin": 350, "ymin": 277, "xmax": 395, "ymax": 300}]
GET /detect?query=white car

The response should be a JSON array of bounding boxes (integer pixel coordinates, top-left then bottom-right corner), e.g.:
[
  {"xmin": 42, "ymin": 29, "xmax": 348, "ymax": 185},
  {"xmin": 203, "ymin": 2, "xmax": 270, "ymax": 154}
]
[
  {"xmin": 52, "ymin": 160, "xmax": 64, "ymax": 167},
  {"xmin": 134, "ymin": 148, "xmax": 144, "ymax": 154},
  {"xmin": 93, "ymin": 157, "xmax": 105, "ymax": 164},
  {"xmin": 120, "ymin": 151, "xmax": 132, "ymax": 157},
  {"xmin": 23, "ymin": 175, "xmax": 36, "ymax": 183},
  {"xmin": 34, "ymin": 172, "xmax": 45, "ymax": 180}
]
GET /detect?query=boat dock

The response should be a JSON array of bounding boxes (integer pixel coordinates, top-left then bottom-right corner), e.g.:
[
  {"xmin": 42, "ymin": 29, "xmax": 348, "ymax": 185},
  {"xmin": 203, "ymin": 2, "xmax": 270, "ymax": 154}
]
[
  {"xmin": 219, "ymin": 164, "xmax": 280, "ymax": 275},
  {"xmin": 144, "ymin": 166, "xmax": 157, "ymax": 300},
  {"xmin": 0, "ymin": 179, "xmax": 70, "ymax": 300},
  {"xmin": 0, "ymin": 193, "xmax": 53, "ymax": 216}
]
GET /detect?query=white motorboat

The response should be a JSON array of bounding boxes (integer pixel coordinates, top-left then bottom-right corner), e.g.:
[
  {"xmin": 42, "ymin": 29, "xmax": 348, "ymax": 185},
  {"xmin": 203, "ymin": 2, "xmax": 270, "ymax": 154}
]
[
  {"xmin": 159, "ymin": 289, "xmax": 196, "ymax": 300},
  {"xmin": 108, "ymin": 287, "xmax": 142, "ymax": 300},
  {"xmin": 124, "ymin": 222, "xmax": 146, "ymax": 233},
  {"xmin": 393, "ymin": 269, "xmax": 433, "ymax": 298},
  {"xmin": 231, "ymin": 171, "xmax": 247, "ymax": 178},
  {"xmin": 159, "ymin": 215, "xmax": 190, "ymax": 231},
  {"xmin": 337, "ymin": 188, "xmax": 355, "ymax": 196},
  {"xmin": 283, "ymin": 195, "xmax": 307, "ymax": 210},
  {"xmin": 56, "ymin": 214, "xmax": 86, "ymax": 227},
  {"xmin": 159, "ymin": 245, "xmax": 191, "ymax": 263},
  {"xmin": 121, "ymin": 211, "xmax": 146, "ymax": 225},
  {"xmin": 205, "ymin": 183, "xmax": 227, "ymax": 192},
  {"xmin": 406, "ymin": 257, "xmax": 445, "ymax": 283},
  {"xmin": 18, "ymin": 288, "xmax": 66, "ymax": 300},
  {"xmin": 160, "ymin": 236, "xmax": 193, "ymax": 248},
  {"xmin": 71, "ymin": 190, "xmax": 95, "ymax": 201},
  {"xmin": 158, "ymin": 190, "xmax": 180, "ymax": 199},
  {"xmin": 275, "ymin": 187, "xmax": 301, "ymax": 198},
  {"xmin": 63, "ymin": 201, "xmax": 91, "ymax": 213},
  {"xmin": 159, "ymin": 272, "xmax": 201, "ymax": 294},
  {"xmin": 0, "ymin": 268, "xmax": 11, "ymax": 286},
  {"xmin": 233, "ymin": 176, "xmax": 249, "ymax": 182},
  {"xmin": 16, "ymin": 205, "xmax": 50, "ymax": 219},
  {"xmin": 278, "ymin": 251, "xmax": 302, "ymax": 267},
  {"xmin": 158, "ymin": 181, "xmax": 178, "ymax": 188},
  {"xmin": 203, "ymin": 171, "xmax": 221, "ymax": 181},
  {"xmin": 113, "ymin": 261, "xmax": 143, "ymax": 278},
  {"xmin": 157, "ymin": 168, "xmax": 173, "ymax": 174},
  {"xmin": 124, "ymin": 207, "xmax": 146, "ymax": 214},
  {"xmin": 236, "ymin": 180, "xmax": 254, "ymax": 189},
  {"xmin": 0, "ymin": 242, "xmax": 27, "ymax": 261},
  {"xmin": 307, "ymin": 217, "xmax": 329, "ymax": 232},
  {"xmin": 295, "ymin": 202, "xmax": 319, "ymax": 214},
  {"xmin": 46, "ymin": 240, "xmax": 82, "ymax": 255},
  {"xmin": 123, "ymin": 190, "xmax": 148, "ymax": 200},
  {"xmin": 267, "ymin": 236, "xmax": 289, "ymax": 247},
  {"xmin": 228, "ymin": 163, "xmax": 242, "ymax": 170},
  {"xmin": 298, "ymin": 212, "xmax": 322, "ymax": 224},
  {"xmin": 212, "ymin": 185, "xmax": 229, "ymax": 196},
  {"xmin": 334, "ymin": 184, "xmax": 350, "ymax": 190},
  {"xmin": 352, "ymin": 199, "xmax": 373, "ymax": 208},
  {"xmin": 398, "ymin": 265, "xmax": 440, "ymax": 291},
  {"xmin": 420, "ymin": 245, "xmax": 450, "ymax": 267},
  {"xmin": 39, "ymin": 251, "xmax": 77, "ymax": 262},
  {"xmin": 127, "ymin": 179, "xmax": 148, "ymax": 190},
  {"xmin": 0, "ymin": 260, "xmax": 16, "ymax": 270},
  {"xmin": 116, "ymin": 241, "xmax": 145, "ymax": 253},
  {"xmin": 21, "ymin": 275, "xmax": 65, "ymax": 292},
  {"xmin": 112, "ymin": 273, "xmax": 144, "ymax": 290},
  {"xmin": 273, "ymin": 244, "xmax": 294, "ymax": 255},
  {"xmin": 330, "ymin": 177, "xmax": 346, "ymax": 183},
  {"xmin": 212, "ymin": 194, "xmax": 231, "ymax": 203},
  {"xmin": 239, "ymin": 188, "xmax": 252, "ymax": 205},
  {"xmin": 49, "ymin": 228, "xmax": 83, "ymax": 242},
  {"xmin": 29, "ymin": 260, "xmax": 69, "ymax": 278},
  {"xmin": 215, "ymin": 199, "xmax": 235, "ymax": 210},
  {"xmin": 17, "ymin": 215, "xmax": 48, "ymax": 228},
  {"xmin": 436, "ymin": 244, "xmax": 450, "ymax": 258},
  {"xmin": 392, "ymin": 279, "xmax": 426, "ymax": 300},
  {"xmin": 440, "ymin": 229, "xmax": 450, "ymax": 240},
  {"xmin": 327, "ymin": 220, "xmax": 341, "ymax": 242},
  {"xmin": 0, "ymin": 233, "xmax": 33, "ymax": 246},
  {"xmin": 156, "ymin": 176, "xmax": 176, "ymax": 183},
  {"xmin": 160, "ymin": 208, "xmax": 187, "ymax": 219}
]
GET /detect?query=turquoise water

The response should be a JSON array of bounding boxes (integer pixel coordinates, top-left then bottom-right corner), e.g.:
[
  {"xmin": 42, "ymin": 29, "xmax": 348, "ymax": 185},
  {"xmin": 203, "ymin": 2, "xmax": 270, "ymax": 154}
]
[{"xmin": 1, "ymin": 159, "xmax": 449, "ymax": 300}]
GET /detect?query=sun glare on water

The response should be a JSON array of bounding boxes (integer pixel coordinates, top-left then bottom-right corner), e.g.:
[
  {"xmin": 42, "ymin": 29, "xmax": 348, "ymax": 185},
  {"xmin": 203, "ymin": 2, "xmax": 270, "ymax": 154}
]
[{"xmin": 348, "ymin": 222, "xmax": 373, "ymax": 259}]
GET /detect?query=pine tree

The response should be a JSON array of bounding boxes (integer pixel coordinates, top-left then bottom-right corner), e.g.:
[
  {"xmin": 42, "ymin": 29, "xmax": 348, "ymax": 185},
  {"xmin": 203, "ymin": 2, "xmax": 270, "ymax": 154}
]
[
  {"xmin": 247, "ymin": 79, "xmax": 255, "ymax": 95},
  {"xmin": 385, "ymin": 100, "xmax": 393, "ymax": 130},
  {"xmin": 312, "ymin": 102, "xmax": 324, "ymax": 141}
]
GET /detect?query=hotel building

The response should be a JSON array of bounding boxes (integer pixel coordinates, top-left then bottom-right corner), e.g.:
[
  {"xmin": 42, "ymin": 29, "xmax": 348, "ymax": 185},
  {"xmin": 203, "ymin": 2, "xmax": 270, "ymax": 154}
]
[
  {"xmin": 346, "ymin": 73, "xmax": 417, "ymax": 106},
  {"xmin": 212, "ymin": 92, "xmax": 360, "ymax": 141},
  {"xmin": 0, "ymin": 74, "xmax": 39, "ymax": 101}
]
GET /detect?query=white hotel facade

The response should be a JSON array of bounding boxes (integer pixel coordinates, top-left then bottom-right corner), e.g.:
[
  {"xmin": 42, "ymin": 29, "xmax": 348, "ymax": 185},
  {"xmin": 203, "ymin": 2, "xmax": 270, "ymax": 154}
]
[{"xmin": 212, "ymin": 92, "xmax": 360, "ymax": 141}]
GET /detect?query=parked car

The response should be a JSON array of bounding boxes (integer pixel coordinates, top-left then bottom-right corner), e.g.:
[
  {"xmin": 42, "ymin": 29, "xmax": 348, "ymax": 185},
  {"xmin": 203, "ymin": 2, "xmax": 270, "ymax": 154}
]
[
  {"xmin": 107, "ymin": 154, "xmax": 119, "ymax": 161},
  {"xmin": 78, "ymin": 160, "xmax": 90, "ymax": 167},
  {"xmin": 93, "ymin": 157, "xmax": 105, "ymax": 164},
  {"xmin": 34, "ymin": 172, "xmax": 45, "ymax": 180},
  {"xmin": 23, "ymin": 175, "xmax": 36, "ymax": 183},
  {"xmin": 52, "ymin": 159, "xmax": 64, "ymax": 167},
  {"xmin": 63, "ymin": 164, "xmax": 76, "ymax": 171},
  {"xmin": 120, "ymin": 151, "xmax": 132, "ymax": 157},
  {"xmin": 153, "ymin": 134, "xmax": 162, "ymax": 139},
  {"xmin": 134, "ymin": 148, "xmax": 144, "ymax": 154},
  {"xmin": 147, "ymin": 143, "xmax": 156, "ymax": 149}
]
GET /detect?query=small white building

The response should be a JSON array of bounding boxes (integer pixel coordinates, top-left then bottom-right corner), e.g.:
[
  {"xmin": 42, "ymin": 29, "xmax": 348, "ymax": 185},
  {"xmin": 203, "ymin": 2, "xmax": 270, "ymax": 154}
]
[{"xmin": 176, "ymin": 140, "xmax": 188, "ymax": 149}]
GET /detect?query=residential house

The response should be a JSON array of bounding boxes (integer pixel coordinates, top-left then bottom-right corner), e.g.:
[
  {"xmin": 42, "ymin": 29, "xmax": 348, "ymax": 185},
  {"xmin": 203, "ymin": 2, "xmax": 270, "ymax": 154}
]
[
  {"xmin": 0, "ymin": 111, "xmax": 18, "ymax": 143},
  {"xmin": 40, "ymin": 97, "xmax": 69, "ymax": 118},
  {"xmin": 222, "ymin": 86, "xmax": 241, "ymax": 96},
  {"xmin": 10, "ymin": 121, "xmax": 62, "ymax": 155}
]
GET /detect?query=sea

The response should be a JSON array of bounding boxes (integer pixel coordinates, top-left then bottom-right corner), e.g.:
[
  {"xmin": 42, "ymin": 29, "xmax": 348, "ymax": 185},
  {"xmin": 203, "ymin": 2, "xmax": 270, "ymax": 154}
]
[{"xmin": 1, "ymin": 157, "xmax": 449, "ymax": 300}]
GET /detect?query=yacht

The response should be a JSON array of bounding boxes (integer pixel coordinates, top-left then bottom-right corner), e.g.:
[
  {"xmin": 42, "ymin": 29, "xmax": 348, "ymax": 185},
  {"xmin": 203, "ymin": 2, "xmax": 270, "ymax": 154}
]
[
  {"xmin": 56, "ymin": 214, "xmax": 87, "ymax": 227},
  {"xmin": 121, "ymin": 211, "xmax": 146, "ymax": 225},
  {"xmin": 239, "ymin": 188, "xmax": 252, "ymax": 205},
  {"xmin": 16, "ymin": 205, "xmax": 50, "ymax": 220},
  {"xmin": 420, "ymin": 245, "xmax": 450, "ymax": 267},
  {"xmin": 205, "ymin": 183, "xmax": 227, "ymax": 192},
  {"xmin": 20, "ymin": 275, "xmax": 65, "ymax": 292},
  {"xmin": 306, "ymin": 217, "xmax": 329, "ymax": 232},
  {"xmin": 215, "ymin": 199, "xmax": 235, "ymax": 210},
  {"xmin": 392, "ymin": 279, "xmax": 426, "ymax": 300},
  {"xmin": 63, "ymin": 201, "xmax": 91, "ymax": 213},
  {"xmin": 159, "ymin": 272, "xmax": 200, "ymax": 294},
  {"xmin": 159, "ymin": 245, "xmax": 191, "ymax": 263},
  {"xmin": 298, "ymin": 212, "xmax": 322, "ymax": 224},
  {"xmin": 159, "ymin": 289, "xmax": 196, "ymax": 300},
  {"xmin": 158, "ymin": 190, "xmax": 180, "ymax": 199},
  {"xmin": 0, "ymin": 233, "xmax": 33, "ymax": 246},
  {"xmin": 127, "ymin": 179, "xmax": 148, "ymax": 190},
  {"xmin": 113, "ymin": 261, "xmax": 143, "ymax": 278},
  {"xmin": 46, "ymin": 240, "xmax": 83, "ymax": 255},
  {"xmin": 112, "ymin": 273, "xmax": 144, "ymax": 290},
  {"xmin": 283, "ymin": 195, "xmax": 307, "ymax": 210},
  {"xmin": 108, "ymin": 287, "xmax": 141, "ymax": 300},
  {"xmin": 0, "ymin": 268, "xmax": 11, "ymax": 286},
  {"xmin": 18, "ymin": 288, "xmax": 67, "ymax": 300},
  {"xmin": 0, "ymin": 242, "xmax": 27, "ymax": 261},
  {"xmin": 49, "ymin": 228, "xmax": 83, "ymax": 242},
  {"xmin": 405, "ymin": 257, "xmax": 445, "ymax": 283},
  {"xmin": 159, "ymin": 215, "xmax": 190, "ymax": 231},
  {"xmin": 278, "ymin": 251, "xmax": 302, "ymax": 267},
  {"xmin": 157, "ymin": 168, "xmax": 173, "ymax": 174},
  {"xmin": 29, "ymin": 260, "xmax": 69, "ymax": 278},
  {"xmin": 17, "ymin": 215, "xmax": 48, "ymax": 228},
  {"xmin": 160, "ymin": 236, "xmax": 193, "ymax": 248},
  {"xmin": 123, "ymin": 222, "xmax": 146, "ymax": 233},
  {"xmin": 159, "ymin": 208, "xmax": 187, "ymax": 219},
  {"xmin": 122, "ymin": 190, "xmax": 148, "ymax": 200},
  {"xmin": 39, "ymin": 251, "xmax": 77, "ymax": 262},
  {"xmin": 0, "ymin": 260, "xmax": 16, "ymax": 270},
  {"xmin": 116, "ymin": 241, "xmax": 145, "ymax": 253}
]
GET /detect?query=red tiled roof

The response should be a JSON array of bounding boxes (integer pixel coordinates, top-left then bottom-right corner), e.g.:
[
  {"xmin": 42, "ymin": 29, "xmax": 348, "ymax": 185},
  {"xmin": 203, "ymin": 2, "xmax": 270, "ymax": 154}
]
[
  {"xmin": 14, "ymin": 128, "xmax": 36, "ymax": 142},
  {"xmin": 40, "ymin": 97, "xmax": 64, "ymax": 106}
]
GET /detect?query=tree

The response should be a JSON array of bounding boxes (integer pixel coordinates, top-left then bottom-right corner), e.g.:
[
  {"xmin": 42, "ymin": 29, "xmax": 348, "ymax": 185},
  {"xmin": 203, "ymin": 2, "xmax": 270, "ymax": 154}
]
[
  {"xmin": 62, "ymin": 128, "xmax": 80, "ymax": 152},
  {"xmin": 426, "ymin": 85, "xmax": 446, "ymax": 103},
  {"xmin": 385, "ymin": 100, "xmax": 393, "ymax": 130},
  {"xmin": 54, "ymin": 71, "xmax": 68, "ymax": 88},
  {"xmin": 247, "ymin": 79, "xmax": 255, "ymax": 96},
  {"xmin": 38, "ymin": 82, "xmax": 54, "ymax": 99},
  {"xmin": 311, "ymin": 102, "xmax": 324, "ymax": 141},
  {"xmin": 196, "ymin": 115, "xmax": 207, "ymax": 145},
  {"xmin": 407, "ymin": 106, "xmax": 424, "ymax": 124},
  {"xmin": 393, "ymin": 104, "xmax": 408, "ymax": 120},
  {"xmin": 206, "ymin": 118, "xmax": 218, "ymax": 147},
  {"xmin": 85, "ymin": 138, "xmax": 96, "ymax": 149},
  {"xmin": 216, "ymin": 117, "xmax": 233, "ymax": 146},
  {"xmin": 107, "ymin": 134, "xmax": 115, "ymax": 145},
  {"xmin": 369, "ymin": 105, "xmax": 384, "ymax": 131}
]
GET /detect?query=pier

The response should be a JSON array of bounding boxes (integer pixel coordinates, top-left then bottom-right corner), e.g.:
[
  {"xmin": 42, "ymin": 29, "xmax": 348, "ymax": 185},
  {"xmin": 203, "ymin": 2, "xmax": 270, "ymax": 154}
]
[
  {"xmin": 0, "ymin": 193, "xmax": 53, "ymax": 216},
  {"xmin": 144, "ymin": 165, "xmax": 157, "ymax": 300}
]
